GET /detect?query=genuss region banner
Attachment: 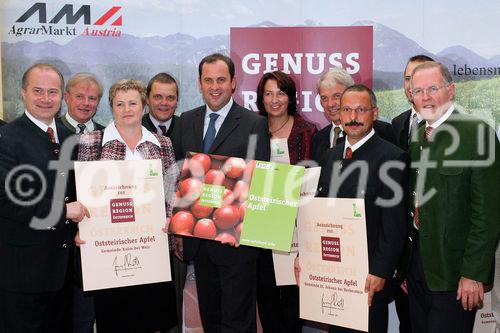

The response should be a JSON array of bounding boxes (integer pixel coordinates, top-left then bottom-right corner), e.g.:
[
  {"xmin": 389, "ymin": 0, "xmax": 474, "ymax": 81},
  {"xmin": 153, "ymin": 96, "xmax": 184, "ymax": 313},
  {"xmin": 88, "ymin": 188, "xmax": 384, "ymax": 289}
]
[{"xmin": 230, "ymin": 26, "xmax": 373, "ymax": 128}]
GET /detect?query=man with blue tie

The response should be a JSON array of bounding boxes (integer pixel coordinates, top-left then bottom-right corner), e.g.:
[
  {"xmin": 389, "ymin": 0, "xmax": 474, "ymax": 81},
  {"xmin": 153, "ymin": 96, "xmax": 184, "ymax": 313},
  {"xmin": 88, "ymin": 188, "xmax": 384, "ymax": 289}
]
[{"xmin": 173, "ymin": 53, "xmax": 270, "ymax": 332}]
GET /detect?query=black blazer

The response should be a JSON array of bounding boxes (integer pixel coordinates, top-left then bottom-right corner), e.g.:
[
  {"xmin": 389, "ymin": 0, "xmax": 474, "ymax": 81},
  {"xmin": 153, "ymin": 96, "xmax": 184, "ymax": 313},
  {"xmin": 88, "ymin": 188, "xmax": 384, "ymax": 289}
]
[
  {"xmin": 392, "ymin": 109, "xmax": 426, "ymax": 151},
  {"xmin": 60, "ymin": 114, "xmax": 105, "ymax": 133},
  {"xmin": 311, "ymin": 120, "xmax": 396, "ymax": 164},
  {"xmin": 142, "ymin": 113, "xmax": 179, "ymax": 139},
  {"xmin": 0, "ymin": 115, "xmax": 75, "ymax": 293},
  {"xmin": 392, "ymin": 109, "xmax": 411, "ymax": 150},
  {"xmin": 317, "ymin": 134, "xmax": 408, "ymax": 302},
  {"xmin": 173, "ymin": 102, "xmax": 270, "ymax": 265}
]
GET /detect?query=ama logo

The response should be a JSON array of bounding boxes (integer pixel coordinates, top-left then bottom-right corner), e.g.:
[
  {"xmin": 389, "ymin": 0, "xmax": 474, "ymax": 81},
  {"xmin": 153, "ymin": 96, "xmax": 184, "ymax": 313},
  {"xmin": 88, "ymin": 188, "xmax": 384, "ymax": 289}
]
[{"xmin": 9, "ymin": 3, "xmax": 123, "ymax": 38}]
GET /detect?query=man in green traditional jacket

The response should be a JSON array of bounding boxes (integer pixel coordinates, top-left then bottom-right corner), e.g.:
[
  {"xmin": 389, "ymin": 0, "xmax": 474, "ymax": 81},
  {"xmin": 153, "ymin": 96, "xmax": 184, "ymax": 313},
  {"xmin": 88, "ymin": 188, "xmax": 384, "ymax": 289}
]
[{"xmin": 406, "ymin": 61, "xmax": 500, "ymax": 332}]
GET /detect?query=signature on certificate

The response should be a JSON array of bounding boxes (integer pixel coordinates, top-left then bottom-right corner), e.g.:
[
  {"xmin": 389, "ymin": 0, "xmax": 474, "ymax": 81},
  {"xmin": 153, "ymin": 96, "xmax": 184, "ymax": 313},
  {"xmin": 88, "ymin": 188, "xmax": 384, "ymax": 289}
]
[
  {"xmin": 113, "ymin": 253, "xmax": 141, "ymax": 276},
  {"xmin": 322, "ymin": 292, "xmax": 345, "ymax": 315}
]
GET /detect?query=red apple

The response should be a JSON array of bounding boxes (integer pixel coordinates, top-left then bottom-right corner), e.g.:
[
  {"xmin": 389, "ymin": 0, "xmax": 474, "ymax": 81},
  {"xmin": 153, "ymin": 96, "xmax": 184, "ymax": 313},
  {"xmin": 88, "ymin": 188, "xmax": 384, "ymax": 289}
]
[
  {"xmin": 193, "ymin": 218, "xmax": 217, "ymax": 239},
  {"xmin": 189, "ymin": 153, "xmax": 211, "ymax": 177},
  {"xmin": 223, "ymin": 157, "xmax": 246, "ymax": 179},
  {"xmin": 170, "ymin": 211, "xmax": 195, "ymax": 234},
  {"xmin": 191, "ymin": 200, "xmax": 214, "ymax": 219},
  {"xmin": 204, "ymin": 169, "xmax": 225, "ymax": 185},
  {"xmin": 213, "ymin": 205, "xmax": 240, "ymax": 230},
  {"xmin": 178, "ymin": 178, "xmax": 202, "ymax": 202}
]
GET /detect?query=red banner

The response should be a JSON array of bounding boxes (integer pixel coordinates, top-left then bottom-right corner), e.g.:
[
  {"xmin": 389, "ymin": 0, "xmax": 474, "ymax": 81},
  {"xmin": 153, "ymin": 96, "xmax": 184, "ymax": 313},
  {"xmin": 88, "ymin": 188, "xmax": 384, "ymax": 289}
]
[{"xmin": 230, "ymin": 26, "xmax": 373, "ymax": 128}]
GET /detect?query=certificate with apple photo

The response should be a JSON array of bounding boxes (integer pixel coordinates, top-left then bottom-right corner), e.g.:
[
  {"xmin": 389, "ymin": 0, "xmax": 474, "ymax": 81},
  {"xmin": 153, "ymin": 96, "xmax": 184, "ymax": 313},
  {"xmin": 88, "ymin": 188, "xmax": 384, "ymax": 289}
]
[
  {"xmin": 169, "ymin": 152, "xmax": 303, "ymax": 251},
  {"xmin": 75, "ymin": 159, "xmax": 172, "ymax": 291},
  {"xmin": 297, "ymin": 198, "xmax": 369, "ymax": 331}
]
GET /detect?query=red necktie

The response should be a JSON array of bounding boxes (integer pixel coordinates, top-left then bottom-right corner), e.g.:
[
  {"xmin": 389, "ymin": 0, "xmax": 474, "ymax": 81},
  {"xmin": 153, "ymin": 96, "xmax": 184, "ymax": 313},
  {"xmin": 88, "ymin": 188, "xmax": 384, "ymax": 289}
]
[
  {"xmin": 424, "ymin": 126, "xmax": 434, "ymax": 142},
  {"xmin": 47, "ymin": 127, "xmax": 56, "ymax": 143},
  {"xmin": 344, "ymin": 147, "xmax": 353, "ymax": 159},
  {"xmin": 414, "ymin": 126, "xmax": 434, "ymax": 229}
]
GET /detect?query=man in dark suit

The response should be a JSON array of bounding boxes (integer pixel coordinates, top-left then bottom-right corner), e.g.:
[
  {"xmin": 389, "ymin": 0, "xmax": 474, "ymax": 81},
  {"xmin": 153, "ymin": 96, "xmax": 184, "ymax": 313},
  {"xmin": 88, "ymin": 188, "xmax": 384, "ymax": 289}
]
[
  {"xmin": 407, "ymin": 61, "xmax": 500, "ymax": 332},
  {"xmin": 312, "ymin": 68, "xmax": 396, "ymax": 164},
  {"xmin": 61, "ymin": 73, "xmax": 105, "ymax": 134},
  {"xmin": 317, "ymin": 84, "xmax": 408, "ymax": 333},
  {"xmin": 61, "ymin": 72, "xmax": 105, "ymax": 333},
  {"xmin": 143, "ymin": 72, "xmax": 179, "ymax": 139},
  {"xmin": 0, "ymin": 63, "xmax": 89, "ymax": 333},
  {"xmin": 389, "ymin": 54, "xmax": 434, "ymax": 333},
  {"xmin": 173, "ymin": 53, "xmax": 270, "ymax": 332},
  {"xmin": 144, "ymin": 72, "xmax": 185, "ymax": 333},
  {"xmin": 392, "ymin": 55, "xmax": 434, "ymax": 152}
]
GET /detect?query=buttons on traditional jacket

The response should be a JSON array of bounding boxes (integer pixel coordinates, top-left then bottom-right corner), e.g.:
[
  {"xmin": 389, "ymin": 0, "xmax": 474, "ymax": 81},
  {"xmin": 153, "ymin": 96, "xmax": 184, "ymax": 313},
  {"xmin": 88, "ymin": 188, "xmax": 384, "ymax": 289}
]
[
  {"xmin": 420, "ymin": 146, "xmax": 423, "ymax": 151},
  {"xmin": 62, "ymin": 243, "xmax": 68, "ymax": 249},
  {"xmin": 412, "ymin": 191, "xmax": 416, "ymax": 196},
  {"xmin": 64, "ymin": 196, "xmax": 70, "ymax": 202},
  {"xmin": 47, "ymin": 226, "xmax": 56, "ymax": 230},
  {"xmin": 60, "ymin": 172, "xmax": 66, "ymax": 177},
  {"xmin": 65, "ymin": 220, "xmax": 70, "ymax": 225},
  {"xmin": 410, "ymin": 211, "xmax": 414, "ymax": 218}
]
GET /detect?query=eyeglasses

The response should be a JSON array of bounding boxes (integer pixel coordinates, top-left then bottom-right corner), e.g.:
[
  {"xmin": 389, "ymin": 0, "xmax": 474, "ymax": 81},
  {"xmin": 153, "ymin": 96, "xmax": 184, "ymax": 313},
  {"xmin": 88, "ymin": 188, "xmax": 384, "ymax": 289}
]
[
  {"xmin": 411, "ymin": 85, "xmax": 448, "ymax": 97},
  {"xmin": 340, "ymin": 106, "xmax": 375, "ymax": 114}
]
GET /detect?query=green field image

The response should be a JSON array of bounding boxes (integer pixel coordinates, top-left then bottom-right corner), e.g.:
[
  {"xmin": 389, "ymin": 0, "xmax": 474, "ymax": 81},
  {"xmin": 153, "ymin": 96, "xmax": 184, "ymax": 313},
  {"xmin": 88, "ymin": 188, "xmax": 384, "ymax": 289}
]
[{"xmin": 377, "ymin": 77, "xmax": 500, "ymax": 127}]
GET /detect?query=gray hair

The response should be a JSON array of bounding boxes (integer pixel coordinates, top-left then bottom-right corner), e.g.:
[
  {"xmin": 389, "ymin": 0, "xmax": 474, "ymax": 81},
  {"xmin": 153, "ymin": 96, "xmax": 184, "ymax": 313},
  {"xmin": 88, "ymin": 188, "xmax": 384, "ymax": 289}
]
[
  {"xmin": 65, "ymin": 73, "xmax": 103, "ymax": 99},
  {"xmin": 317, "ymin": 67, "xmax": 355, "ymax": 93}
]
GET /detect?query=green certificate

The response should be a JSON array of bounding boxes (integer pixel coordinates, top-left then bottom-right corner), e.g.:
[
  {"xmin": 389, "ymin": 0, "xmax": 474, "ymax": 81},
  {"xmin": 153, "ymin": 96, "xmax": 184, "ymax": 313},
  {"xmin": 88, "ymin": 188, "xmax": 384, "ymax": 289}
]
[{"xmin": 239, "ymin": 161, "xmax": 304, "ymax": 251}]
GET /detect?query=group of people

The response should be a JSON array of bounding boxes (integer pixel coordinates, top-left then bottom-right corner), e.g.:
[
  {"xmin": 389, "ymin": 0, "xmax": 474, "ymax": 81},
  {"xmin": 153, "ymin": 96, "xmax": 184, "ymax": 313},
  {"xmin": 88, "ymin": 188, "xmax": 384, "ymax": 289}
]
[{"xmin": 0, "ymin": 52, "xmax": 498, "ymax": 333}]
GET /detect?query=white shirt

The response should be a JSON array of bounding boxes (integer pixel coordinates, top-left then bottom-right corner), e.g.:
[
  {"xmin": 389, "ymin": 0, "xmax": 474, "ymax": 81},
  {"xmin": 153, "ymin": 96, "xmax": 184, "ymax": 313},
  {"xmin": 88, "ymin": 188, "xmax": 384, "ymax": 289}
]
[
  {"xmin": 25, "ymin": 110, "xmax": 59, "ymax": 143},
  {"xmin": 203, "ymin": 98, "xmax": 233, "ymax": 138},
  {"xmin": 343, "ymin": 128, "xmax": 375, "ymax": 158},
  {"xmin": 408, "ymin": 106, "xmax": 423, "ymax": 136},
  {"xmin": 102, "ymin": 121, "xmax": 160, "ymax": 160},
  {"xmin": 65, "ymin": 112, "xmax": 95, "ymax": 133},
  {"xmin": 426, "ymin": 104, "xmax": 455, "ymax": 130},
  {"xmin": 149, "ymin": 113, "xmax": 172, "ymax": 134},
  {"xmin": 329, "ymin": 123, "xmax": 344, "ymax": 146}
]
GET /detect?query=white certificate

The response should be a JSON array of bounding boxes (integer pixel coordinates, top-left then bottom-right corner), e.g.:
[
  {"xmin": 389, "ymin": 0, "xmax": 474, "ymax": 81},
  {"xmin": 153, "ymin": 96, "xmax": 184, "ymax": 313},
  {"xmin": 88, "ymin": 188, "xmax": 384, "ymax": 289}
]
[
  {"xmin": 75, "ymin": 159, "xmax": 172, "ymax": 291},
  {"xmin": 273, "ymin": 167, "xmax": 321, "ymax": 286},
  {"xmin": 298, "ymin": 198, "xmax": 369, "ymax": 332}
]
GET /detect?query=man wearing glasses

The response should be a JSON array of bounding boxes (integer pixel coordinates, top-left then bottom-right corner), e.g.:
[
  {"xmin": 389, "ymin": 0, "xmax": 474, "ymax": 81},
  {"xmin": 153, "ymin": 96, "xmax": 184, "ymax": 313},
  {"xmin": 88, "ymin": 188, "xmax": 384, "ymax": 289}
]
[
  {"xmin": 317, "ymin": 84, "xmax": 408, "ymax": 333},
  {"xmin": 406, "ymin": 61, "xmax": 500, "ymax": 332}
]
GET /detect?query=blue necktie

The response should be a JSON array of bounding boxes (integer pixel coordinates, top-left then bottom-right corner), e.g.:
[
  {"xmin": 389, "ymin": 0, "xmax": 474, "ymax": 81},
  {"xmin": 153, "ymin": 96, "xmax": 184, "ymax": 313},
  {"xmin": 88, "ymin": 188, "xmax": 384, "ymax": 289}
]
[{"xmin": 203, "ymin": 113, "xmax": 219, "ymax": 153}]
